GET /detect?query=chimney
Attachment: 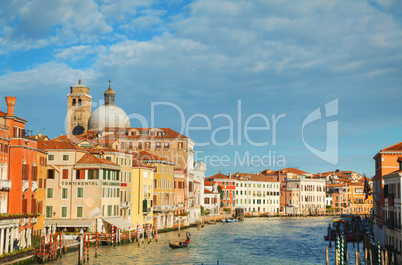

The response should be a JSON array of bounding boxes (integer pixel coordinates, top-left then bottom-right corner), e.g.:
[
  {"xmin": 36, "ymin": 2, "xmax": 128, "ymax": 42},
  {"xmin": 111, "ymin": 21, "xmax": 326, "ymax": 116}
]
[
  {"xmin": 38, "ymin": 133, "xmax": 42, "ymax": 137},
  {"xmin": 5, "ymin": 97, "xmax": 16, "ymax": 116}
]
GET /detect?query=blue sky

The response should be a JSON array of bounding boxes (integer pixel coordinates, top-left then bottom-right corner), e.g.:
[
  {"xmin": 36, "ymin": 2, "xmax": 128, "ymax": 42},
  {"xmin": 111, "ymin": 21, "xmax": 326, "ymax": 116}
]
[{"xmin": 0, "ymin": 0, "xmax": 401, "ymax": 177}]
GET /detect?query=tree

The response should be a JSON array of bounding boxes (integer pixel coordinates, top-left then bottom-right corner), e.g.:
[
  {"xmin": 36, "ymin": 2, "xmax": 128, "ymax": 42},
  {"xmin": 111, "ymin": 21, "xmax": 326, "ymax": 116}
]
[{"xmin": 204, "ymin": 208, "xmax": 211, "ymax": 217}]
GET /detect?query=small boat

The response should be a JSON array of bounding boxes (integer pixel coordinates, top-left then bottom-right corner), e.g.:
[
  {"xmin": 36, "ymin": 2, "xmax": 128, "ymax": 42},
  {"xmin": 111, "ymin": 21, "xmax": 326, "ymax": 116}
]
[
  {"xmin": 207, "ymin": 221, "xmax": 215, "ymax": 224},
  {"xmin": 169, "ymin": 232, "xmax": 191, "ymax": 249}
]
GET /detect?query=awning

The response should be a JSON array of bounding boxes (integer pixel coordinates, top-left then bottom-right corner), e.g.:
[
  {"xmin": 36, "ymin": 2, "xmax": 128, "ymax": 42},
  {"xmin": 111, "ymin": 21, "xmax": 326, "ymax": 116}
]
[
  {"xmin": 45, "ymin": 219, "xmax": 93, "ymax": 228},
  {"xmin": 102, "ymin": 217, "xmax": 135, "ymax": 230}
]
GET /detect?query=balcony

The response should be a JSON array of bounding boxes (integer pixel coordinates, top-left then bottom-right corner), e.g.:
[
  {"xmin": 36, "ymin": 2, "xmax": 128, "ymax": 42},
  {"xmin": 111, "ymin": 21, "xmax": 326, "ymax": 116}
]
[
  {"xmin": 121, "ymin": 201, "xmax": 130, "ymax": 209},
  {"xmin": 22, "ymin": 180, "xmax": 29, "ymax": 192},
  {"xmin": 32, "ymin": 181, "xmax": 38, "ymax": 192},
  {"xmin": 153, "ymin": 205, "xmax": 175, "ymax": 212},
  {"xmin": 0, "ymin": 179, "xmax": 11, "ymax": 190},
  {"xmin": 143, "ymin": 207, "xmax": 152, "ymax": 214}
]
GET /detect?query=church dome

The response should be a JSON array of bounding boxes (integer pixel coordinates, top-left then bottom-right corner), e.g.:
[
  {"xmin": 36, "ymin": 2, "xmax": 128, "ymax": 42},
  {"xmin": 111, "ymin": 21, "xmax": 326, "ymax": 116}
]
[
  {"xmin": 87, "ymin": 104, "xmax": 130, "ymax": 131},
  {"xmin": 87, "ymin": 83, "xmax": 130, "ymax": 131}
]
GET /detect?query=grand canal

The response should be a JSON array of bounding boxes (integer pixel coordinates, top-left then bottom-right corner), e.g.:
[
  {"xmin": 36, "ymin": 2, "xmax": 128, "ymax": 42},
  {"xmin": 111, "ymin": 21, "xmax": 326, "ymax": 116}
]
[{"xmin": 48, "ymin": 217, "xmax": 363, "ymax": 265}]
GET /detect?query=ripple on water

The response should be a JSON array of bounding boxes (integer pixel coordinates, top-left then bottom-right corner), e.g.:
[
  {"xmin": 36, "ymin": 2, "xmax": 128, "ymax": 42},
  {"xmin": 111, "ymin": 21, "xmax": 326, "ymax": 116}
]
[{"xmin": 42, "ymin": 217, "xmax": 364, "ymax": 265}]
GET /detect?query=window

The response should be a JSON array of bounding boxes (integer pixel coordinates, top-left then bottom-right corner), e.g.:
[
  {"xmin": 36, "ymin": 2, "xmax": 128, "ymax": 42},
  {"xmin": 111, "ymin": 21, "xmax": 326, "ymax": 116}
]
[
  {"xmin": 138, "ymin": 142, "xmax": 143, "ymax": 149},
  {"xmin": 145, "ymin": 142, "xmax": 150, "ymax": 149},
  {"xmin": 78, "ymin": 99, "xmax": 82, "ymax": 106},
  {"xmin": 156, "ymin": 142, "xmax": 161, "ymax": 149},
  {"xmin": 77, "ymin": 207, "xmax": 83, "ymax": 218},
  {"xmin": 47, "ymin": 188, "xmax": 53, "ymax": 199},
  {"xmin": 154, "ymin": 179, "xmax": 157, "ymax": 188},
  {"xmin": 63, "ymin": 155, "xmax": 69, "ymax": 161},
  {"xmin": 106, "ymin": 156, "xmax": 112, "ymax": 161},
  {"xmin": 62, "ymin": 188, "xmax": 68, "ymax": 199},
  {"xmin": 48, "ymin": 155, "xmax": 54, "ymax": 161},
  {"xmin": 47, "ymin": 169, "xmax": 54, "ymax": 179},
  {"xmin": 72, "ymin": 99, "xmax": 76, "ymax": 106},
  {"xmin": 77, "ymin": 188, "xmax": 83, "ymax": 198},
  {"xmin": 62, "ymin": 169, "xmax": 68, "ymax": 180},
  {"xmin": 107, "ymin": 205, "xmax": 112, "ymax": 216},
  {"xmin": 61, "ymin": 207, "xmax": 67, "ymax": 218},
  {"xmin": 46, "ymin": 206, "xmax": 53, "ymax": 218},
  {"xmin": 129, "ymin": 172, "xmax": 132, "ymax": 183},
  {"xmin": 164, "ymin": 142, "xmax": 169, "ymax": 149},
  {"xmin": 178, "ymin": 142, "xmax": 184, "ymax": 149}
]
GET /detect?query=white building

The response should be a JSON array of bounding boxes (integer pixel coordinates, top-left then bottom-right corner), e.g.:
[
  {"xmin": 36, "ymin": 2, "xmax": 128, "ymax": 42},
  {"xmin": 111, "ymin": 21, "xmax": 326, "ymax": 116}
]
[
  {"xmin": 287, "ymin": 176, "xmax": 326, "ymax": 215},
  {"xmin": 383, "ymin": 170, "xmax": 402, "ymax": 263},
  {"xmin": 233, "ymin": 173, "xmax": 280, "ymax": 215},
  {"xmin": 203, "ymin": 180, "xmax": 220, "ymax": 215},
  {"xmin": 187, "ymin": 161, "xmax": 206, "ymax": 224}
]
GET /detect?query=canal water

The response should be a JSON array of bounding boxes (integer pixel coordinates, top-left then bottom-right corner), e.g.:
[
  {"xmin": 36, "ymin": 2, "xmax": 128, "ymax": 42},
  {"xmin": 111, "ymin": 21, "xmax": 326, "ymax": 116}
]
[{"xmin": 48, "ymin": 217, "xmax": 363, "ymax": 265}]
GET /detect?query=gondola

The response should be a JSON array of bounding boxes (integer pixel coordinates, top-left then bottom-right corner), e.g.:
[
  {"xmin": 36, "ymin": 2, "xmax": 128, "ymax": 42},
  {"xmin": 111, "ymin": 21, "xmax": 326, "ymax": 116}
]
[{"xmin": 169, "ymin": 232, "xmax": 191, "ymax": 249}]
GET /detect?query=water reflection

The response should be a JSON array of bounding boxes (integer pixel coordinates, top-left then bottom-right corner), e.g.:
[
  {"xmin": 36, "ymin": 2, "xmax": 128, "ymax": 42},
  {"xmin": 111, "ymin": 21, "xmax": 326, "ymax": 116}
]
[{"xmin": 47, "ymin": 217, "xmax": 363, "ymax": 265}]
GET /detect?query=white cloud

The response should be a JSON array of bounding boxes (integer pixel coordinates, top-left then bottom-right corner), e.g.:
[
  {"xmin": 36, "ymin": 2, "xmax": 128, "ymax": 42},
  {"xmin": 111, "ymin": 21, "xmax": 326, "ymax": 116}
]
[{"xmin": 54, "ymin": 45, "xmax": 107, "ymax": 61}]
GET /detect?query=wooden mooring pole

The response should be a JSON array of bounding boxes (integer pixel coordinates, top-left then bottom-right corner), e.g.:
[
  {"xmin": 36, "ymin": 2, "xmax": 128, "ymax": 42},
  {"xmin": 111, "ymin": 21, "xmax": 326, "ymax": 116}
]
[
  {"xmin": 325, "ymin": 246, "xmax": 329, "ymax": 265},
  {"xmin": 95, "ymin": 231, "xmax": 98, "ymax": 258}
]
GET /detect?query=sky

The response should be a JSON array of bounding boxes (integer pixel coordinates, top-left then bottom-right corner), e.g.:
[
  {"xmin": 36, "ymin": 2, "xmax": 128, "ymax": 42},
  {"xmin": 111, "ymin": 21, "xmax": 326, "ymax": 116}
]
[{"xmin": 0, "ymin": 0, "xmax": 401, "ymax": 177}]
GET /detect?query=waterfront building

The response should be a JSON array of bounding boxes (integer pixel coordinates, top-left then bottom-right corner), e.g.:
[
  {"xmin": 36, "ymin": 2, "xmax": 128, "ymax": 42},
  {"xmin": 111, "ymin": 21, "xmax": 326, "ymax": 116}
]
[
  {"xmin": 0, "ymin": 97, "xmax": 43, "ymax": 254},
  {"xmin": 173, "ymin": 168, "xmax": 186, "ymax": 218},
  {"xmin": 66, "ymin": 80, "xmax": 92, "ymax": 136},
  {"xmin": 38, "ymin": 139, "xmax": 132, "ymax": 233},
  {"xmin": 349, "ymin": 178, "xmax": 372, "ymax": 215},
  {"xmin": 383, "ymin": 166, "xmax": 402, "ymax": 262},
  {"xmin": 136, "ymin": 151, "xmax": 175, "ymax": 229},
  {"xmin": 233, "ymin": 173, "xmax": 280, "ymax": 215},
  {"xmin": 33, "ymin": 150, "xmax": 48, "ymax": 232},
  {"xmin": 286, "ymin": 175, "xmax": 326, "ymax": 215},
  {"xmin": 326, "ymin": 183, "xmax": 350, "ymax": 215},
  {"xmin": 373, "ymin": 141, "xmax": 402, "ymax": 246},
  {"xmin": 130, "ymin": 157, "xmax": 154, "ymax": 227},
  {"xmin": 189, "ymin": 161, "xmax": 206, "ymax": 224},
  {"xmin": 63, "ymin": 81, "xmax": 206, "ymax": 226},
  {"xmin": 206, "ymin": 172, "xmax": 236, "ymax": 214},
  {"xmin": 203, "ymin": 180, "xmax": 220, "ymax": 215},
  {"xmin": 90, "ymin": 148, "xmax": 134, "ymax": 222},
  {"xmin": 262, "ymin": 168, "xmax": 313, "ymax": 184}
]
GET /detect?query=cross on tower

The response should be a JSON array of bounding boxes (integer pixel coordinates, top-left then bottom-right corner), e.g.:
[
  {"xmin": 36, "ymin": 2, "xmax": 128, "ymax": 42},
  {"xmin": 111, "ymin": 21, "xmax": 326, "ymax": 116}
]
[{"xmin": 108, "ymin": 79, "xmax": 112, "ymax": 88}]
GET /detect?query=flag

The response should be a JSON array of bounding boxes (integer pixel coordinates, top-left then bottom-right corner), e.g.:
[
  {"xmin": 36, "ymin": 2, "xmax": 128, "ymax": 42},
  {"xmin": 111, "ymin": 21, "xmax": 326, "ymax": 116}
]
[{"xmin": 364, "ymin": 177, "xmax": 369, "ymax": 200}]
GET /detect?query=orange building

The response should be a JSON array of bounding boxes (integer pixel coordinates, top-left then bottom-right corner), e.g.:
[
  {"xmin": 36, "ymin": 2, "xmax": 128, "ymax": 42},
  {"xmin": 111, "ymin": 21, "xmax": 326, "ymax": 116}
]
[
  {"xmin": 0, "ymin": 97, "xmax": 46, "ymax": 254},
  {"xmin": 373, "ymin": 141, "xmax": 402, "ymax": 245}
]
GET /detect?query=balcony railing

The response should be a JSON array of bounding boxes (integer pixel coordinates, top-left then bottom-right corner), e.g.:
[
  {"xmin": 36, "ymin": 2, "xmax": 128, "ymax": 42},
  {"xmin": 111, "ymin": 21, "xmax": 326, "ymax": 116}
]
[
  {"xmin": 153, "ymin": 205, "xmax": 175, "ymax": 212},
  {"xmin": 0, "ymin": 179, "xmax": 11, "ymax": 190},
  {"xmin": 121, "ymin": 202, "xmax": 130, "ymax": 209},
  {"xmin": 32, "ymin": 181, "xmax": 38, "ymax": 192},
  {"xmin": 22, "ymin": 180, "xmax": 29, "ymax": 192}
]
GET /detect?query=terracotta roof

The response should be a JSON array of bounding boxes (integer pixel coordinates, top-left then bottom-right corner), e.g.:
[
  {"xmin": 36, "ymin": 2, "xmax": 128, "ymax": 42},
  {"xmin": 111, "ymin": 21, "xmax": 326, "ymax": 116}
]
[
  {"xmin": 381, "ymin": 141, "xmax": 402, "ymax": 152},
  {"xmin": 233, "ymin": 172, "xmax": 279, "ymax": 183},
  {"xmin": 262, "ymin": 167, "xmax": 311, "ymax": 176},
  {"xmin": 206, "ymin": 173, "xmax": 230, "ymax": 180},
  {"xmin": 0, "ymin": 110, "xmax": 27, "ymax": 122},
  {"xmin": 204, "ymin": 189, "xmax": 213, "ymax": 194},
  {"xmin": 76, "ymin": 153, "xmax": 118, "ymax": 166},
  {"xmin": 38, "ymin": 139, "xmax": 84, "ymax": 151},
  {"xmin": 204, "ymin": 180, "xmax": 216, "ymax": 186}
]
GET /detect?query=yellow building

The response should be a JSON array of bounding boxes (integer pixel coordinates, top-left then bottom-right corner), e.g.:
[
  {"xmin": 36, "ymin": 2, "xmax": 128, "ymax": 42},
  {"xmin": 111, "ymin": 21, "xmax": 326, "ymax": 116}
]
[
  {"xmin": 91, "ymin": 148, "xmax": 133, "ymax": 221},
  {"xmin": 130, "ymin": 158, "xmax": 154, "ymax": 227},
  {"xmin": 349, "ymin": 178, "xmax": 372, "ymax": 215},
  {"xmin": 136, "ymin": 151, "xmax": 175, "ymax": 229}
]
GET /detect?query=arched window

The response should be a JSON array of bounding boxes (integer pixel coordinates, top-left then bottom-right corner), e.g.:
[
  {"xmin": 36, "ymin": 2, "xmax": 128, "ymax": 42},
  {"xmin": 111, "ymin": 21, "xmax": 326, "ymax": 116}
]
[
  {"xmin": 72, "ymin": 99, "xmax": 76, "ymax": 106},
  {"xmin": 78, "ymin": 99, "xmax": 82, "ymax": 106}
]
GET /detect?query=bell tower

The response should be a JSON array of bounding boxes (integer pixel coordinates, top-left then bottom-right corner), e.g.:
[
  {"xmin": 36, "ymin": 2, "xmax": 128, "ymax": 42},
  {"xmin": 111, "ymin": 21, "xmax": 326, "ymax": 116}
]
[{"xmin": 66, "ymin": 80, "xmax": 92, "ymax": 135}]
